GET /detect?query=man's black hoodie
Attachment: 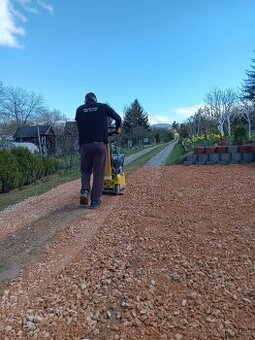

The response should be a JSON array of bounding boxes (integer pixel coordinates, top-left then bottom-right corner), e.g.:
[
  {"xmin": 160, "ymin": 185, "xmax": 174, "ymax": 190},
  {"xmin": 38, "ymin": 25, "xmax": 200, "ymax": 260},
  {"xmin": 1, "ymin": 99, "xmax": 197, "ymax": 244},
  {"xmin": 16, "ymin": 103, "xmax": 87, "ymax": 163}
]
[{"xmin": 75, "ymin": 100, "xmax": 121, "ymax": 145}]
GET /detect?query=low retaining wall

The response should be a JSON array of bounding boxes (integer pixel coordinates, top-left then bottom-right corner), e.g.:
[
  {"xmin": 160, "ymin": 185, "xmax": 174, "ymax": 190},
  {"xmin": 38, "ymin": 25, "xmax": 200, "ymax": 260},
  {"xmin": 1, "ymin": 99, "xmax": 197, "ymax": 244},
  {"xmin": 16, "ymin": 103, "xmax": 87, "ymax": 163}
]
[{"xmin": 183, "ymin": 145, "xmax": 255, "ymax": 165}]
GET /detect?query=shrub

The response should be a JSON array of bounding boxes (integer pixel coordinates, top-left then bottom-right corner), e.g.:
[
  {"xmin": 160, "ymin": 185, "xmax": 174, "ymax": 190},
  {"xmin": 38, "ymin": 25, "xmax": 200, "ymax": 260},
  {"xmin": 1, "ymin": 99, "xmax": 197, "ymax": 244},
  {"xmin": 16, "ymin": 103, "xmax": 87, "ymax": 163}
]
[
  {"xmin": 0, "ymin": 150, "xmax": 21, "ymax": 192},
  {"xmin": 11, "ymin": 147, "xmax": 43, "ymax": 185},
  {"xmin": 30, "ymin": 156, "xmax": 44, "ymax": 182},
  {"xmin": 41, "ymin": 156, "xmax": 59, "ymax": 176},
  {"xmin": 233, "ymin": 125, "xmax": 247, "ymax": 145},
  {"xmin": 0, "ymin": 148, "xmax": 60, "ymax": 193}
]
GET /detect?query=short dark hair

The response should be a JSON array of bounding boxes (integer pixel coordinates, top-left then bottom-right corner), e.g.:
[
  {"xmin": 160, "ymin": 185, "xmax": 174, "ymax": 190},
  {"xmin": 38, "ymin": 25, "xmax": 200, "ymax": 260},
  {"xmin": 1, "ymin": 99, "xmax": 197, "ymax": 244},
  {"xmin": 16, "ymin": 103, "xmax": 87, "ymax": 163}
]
[{"xmin": 85, "ymin": 92, "xmax": 97, "ymax": 102}]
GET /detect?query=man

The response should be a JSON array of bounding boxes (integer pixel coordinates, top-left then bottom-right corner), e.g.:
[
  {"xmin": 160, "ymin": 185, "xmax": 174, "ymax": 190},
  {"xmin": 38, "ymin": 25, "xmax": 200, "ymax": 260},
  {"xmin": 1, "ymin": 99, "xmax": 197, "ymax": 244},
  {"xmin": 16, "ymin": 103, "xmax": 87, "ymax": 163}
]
[{"xmin": 75, "ymin": 92, "xmax": 122, "ymax": 209}]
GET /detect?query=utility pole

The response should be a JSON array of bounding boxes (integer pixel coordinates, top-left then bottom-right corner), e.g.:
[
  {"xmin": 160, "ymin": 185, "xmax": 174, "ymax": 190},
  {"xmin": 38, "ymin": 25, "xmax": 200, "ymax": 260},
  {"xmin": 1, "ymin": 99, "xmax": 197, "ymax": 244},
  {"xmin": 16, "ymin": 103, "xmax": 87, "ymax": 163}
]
[{"xmin": 37, "ymin": 125, "xmax": 42, "ymax": 154}]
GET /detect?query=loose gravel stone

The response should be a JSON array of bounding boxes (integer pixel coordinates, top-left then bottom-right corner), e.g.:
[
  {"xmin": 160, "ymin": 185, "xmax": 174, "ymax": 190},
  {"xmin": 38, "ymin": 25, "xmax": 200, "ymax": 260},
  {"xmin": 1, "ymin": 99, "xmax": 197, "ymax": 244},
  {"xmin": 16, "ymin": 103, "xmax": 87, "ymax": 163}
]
[
  {"xmin": 0, "ymin": 165, "xmax": 254, "ymax": 339},
  {"xmin": 171, "ymin": 272, "xmax": 180, "ymax": 281}
]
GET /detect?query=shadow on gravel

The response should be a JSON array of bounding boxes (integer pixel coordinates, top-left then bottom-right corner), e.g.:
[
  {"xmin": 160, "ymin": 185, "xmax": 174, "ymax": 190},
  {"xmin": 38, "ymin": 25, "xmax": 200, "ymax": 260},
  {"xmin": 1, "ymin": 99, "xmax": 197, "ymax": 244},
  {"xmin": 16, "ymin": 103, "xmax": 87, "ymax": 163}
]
[{"xmin": 0, "ymin": 203, "xmax": 92, "ymax": 283}]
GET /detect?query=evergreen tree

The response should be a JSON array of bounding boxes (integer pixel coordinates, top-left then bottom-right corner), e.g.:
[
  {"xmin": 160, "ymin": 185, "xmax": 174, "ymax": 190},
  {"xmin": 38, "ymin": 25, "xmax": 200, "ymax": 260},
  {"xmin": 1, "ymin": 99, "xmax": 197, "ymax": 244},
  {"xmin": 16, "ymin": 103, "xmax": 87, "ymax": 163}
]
[
  {"xmin": 172, "ymin": 121, "xmax": 179, "ymax": 130},
  {"xmin": 242, "ymin": 52, "xmax": 255, "ymax": 102},
  {"xmin": 123, "ymin": 99, "xmax": 150, "ymax": 133}
]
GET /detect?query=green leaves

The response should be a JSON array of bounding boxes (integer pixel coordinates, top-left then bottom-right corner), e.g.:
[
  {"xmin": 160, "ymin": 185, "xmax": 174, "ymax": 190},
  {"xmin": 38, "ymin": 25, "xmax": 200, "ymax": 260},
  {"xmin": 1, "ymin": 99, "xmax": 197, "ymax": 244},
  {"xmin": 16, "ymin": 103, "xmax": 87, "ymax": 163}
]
[
  {"xmin": 123, "ymin": 99, "xmax": 150, "ymax": 133},
  {"xmin": 0, "ymin": 147, "xmax": 59, "ymax": 193}
]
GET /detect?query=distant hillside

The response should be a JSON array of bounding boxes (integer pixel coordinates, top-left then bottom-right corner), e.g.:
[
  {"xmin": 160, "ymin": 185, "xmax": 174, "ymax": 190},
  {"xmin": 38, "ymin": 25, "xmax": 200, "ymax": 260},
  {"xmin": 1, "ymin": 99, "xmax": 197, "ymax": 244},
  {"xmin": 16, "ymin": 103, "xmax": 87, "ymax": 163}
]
[{"xmin": 151, "ymin": 123, "xmax": 172, "ymax": 130}]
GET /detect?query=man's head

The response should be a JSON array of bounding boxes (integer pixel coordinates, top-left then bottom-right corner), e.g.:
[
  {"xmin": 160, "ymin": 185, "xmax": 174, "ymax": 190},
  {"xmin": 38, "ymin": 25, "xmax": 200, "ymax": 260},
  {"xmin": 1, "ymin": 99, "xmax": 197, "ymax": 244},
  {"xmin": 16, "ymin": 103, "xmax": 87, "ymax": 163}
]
[{"xmin": 85, "ymin": 92, "xmax": 97, "ymax": 102}]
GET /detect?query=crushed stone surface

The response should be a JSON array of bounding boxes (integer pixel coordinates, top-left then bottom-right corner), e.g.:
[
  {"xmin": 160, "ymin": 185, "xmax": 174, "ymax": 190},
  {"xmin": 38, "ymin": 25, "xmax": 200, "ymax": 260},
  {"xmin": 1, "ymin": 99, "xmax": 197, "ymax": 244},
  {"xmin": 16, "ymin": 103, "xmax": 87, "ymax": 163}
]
[
  {"xmin": 0, "ymin": 165, "xmax": 255, "ymax": 339},
  {"xmin": 145, "ymin": 140, "xmax": 178, "ymax": 167},
  {"xmin": 124, "ymin": 146, "xmax": 158, "ymax": 165}
]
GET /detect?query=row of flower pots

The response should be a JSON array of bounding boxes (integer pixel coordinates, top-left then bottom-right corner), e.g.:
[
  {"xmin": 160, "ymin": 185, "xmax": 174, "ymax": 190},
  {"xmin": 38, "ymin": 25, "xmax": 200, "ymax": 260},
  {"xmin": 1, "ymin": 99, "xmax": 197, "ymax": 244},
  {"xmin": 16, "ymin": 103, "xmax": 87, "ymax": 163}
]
[
  {"xmin": 194, "ymin": 145, "xmax": 255, "ymax": 154},
  {"xmin": 184, "ymin": 145, "xmax": 255, "ymax": 165}
]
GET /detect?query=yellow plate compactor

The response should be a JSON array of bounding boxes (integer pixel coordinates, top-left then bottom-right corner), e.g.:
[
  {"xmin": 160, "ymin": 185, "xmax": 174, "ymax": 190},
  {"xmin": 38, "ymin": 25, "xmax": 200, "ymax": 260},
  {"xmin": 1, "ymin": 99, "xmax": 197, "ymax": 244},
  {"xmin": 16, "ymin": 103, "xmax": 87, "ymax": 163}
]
[{"xmin": 103, "ymin": 128, "xmax": 126, "ymax": 195}]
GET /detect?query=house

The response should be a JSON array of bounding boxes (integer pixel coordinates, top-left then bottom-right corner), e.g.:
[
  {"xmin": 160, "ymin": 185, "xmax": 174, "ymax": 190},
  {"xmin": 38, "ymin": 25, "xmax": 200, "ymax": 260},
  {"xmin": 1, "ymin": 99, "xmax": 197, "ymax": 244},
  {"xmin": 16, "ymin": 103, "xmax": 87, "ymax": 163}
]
[
  {"xmin": 13, "ymin": 125, "xmax": 56, "ymax": 155},
  {"xmin": 63, "ymin": 121, "xmax": 79, "ymax": 150}
]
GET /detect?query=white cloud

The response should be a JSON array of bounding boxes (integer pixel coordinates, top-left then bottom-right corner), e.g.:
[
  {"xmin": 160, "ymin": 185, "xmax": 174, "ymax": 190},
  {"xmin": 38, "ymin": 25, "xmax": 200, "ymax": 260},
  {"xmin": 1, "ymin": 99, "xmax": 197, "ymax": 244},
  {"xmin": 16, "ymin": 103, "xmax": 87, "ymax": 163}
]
[
  {"xmin": 173, "ymin": 103, "xmax": 204, "ymax": 117},
  {"xmin": 0, "ymin": 0, "xmax": 53, "ymax": 48},
  {"xmin": 0, "ymin": 0, "xmax": 25, "ymax": 48},
  {"xmin": 147, "ymin": 105, "xmax": 205, "ymax": 125},
  {"xmin": 148, "ymin": 115, "xmax": 171, "ymax": 125},
  {"xmin": 37, "ymin": 0, "xmax": 53, "ymax": 14},
  {"xmin": 17, "ymin": 0, "xmax": 38, "ymax": 13}
]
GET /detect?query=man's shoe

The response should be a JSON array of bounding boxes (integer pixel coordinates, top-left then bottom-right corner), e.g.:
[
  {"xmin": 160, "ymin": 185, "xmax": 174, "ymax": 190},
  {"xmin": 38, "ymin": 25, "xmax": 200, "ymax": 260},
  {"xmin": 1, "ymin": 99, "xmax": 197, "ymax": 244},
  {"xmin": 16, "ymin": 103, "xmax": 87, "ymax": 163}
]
[
  {"xmin": 90, "ymin": 199, "xmax": 102, "ymax": 209},
  {"xmin": 80, "ymin": 190, "xmax": 89, "ymax": 205}
]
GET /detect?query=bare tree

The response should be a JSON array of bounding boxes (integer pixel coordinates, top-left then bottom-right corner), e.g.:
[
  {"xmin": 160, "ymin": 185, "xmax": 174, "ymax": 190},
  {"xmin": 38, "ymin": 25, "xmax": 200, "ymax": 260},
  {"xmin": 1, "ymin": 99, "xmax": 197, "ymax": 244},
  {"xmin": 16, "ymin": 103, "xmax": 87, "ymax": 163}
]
[
  {"xmin": 187, "ymin": 116, "xmax": 196, "ymax": 136},
  {"xmin": 0, "ymin": 82, "xmax": 4, "ymax": 101},
  {"xmin": 54, "ymin": 121, "xmax": 79, "ymax": 168},
  {"xmin": 204, "ymin": 87, "xmax": 237, "ymax": 136},
  {"xmin": 237, "ymin": 100, "xmax": 254, "ymax": 138},
  {"xmin": 0, "ymin": 120, "xmax": 18, "ymax": 140},
  {"xmin": 0, "ymin": 82, "xmax": 5, "ymax": 121},
  {"xmin": 185, "ymin": 106, "xmax": 217, "ymax": 137},
  {"xmin": 34, "ymin": 108, "xmax": 67, "ymax": 126},
  {"xmin": 187, "ymin": 108, "xmax": 204, "ymax": 136},
  {"xmin": 0, "ymin": 85, "xmax": 45, "ymax": 126}
]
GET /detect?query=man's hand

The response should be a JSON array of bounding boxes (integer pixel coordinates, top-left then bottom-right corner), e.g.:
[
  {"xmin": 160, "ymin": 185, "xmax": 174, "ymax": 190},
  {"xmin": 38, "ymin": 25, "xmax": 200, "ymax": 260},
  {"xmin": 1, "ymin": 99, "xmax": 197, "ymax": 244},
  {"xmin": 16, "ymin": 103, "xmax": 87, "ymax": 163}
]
[{"xmin": 115, "ymin": 128, "xmax": 122, "ymax": 135}]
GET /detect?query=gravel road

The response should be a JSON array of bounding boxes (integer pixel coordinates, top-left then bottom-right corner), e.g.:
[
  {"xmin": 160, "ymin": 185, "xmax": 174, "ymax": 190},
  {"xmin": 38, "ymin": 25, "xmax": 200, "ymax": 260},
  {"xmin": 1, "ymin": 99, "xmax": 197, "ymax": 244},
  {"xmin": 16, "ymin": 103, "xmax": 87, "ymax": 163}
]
[
  {"xmin": 0, "ymin": 165, "xmax": 255, "ymax": 339},
  {"xmin": 145, "ymin": 140, "xmax": 178, "ymax": 167},
  {"xmin": 124, "ymin": 145, "xmax": 158, "ymax": 165}
]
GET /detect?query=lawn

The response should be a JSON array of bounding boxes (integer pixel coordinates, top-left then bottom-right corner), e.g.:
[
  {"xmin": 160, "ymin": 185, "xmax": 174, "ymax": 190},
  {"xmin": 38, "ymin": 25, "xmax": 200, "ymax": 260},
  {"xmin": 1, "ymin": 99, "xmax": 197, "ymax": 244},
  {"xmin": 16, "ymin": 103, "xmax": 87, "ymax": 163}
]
[
  {"xmin": 0, "ymin": 168, "xmax": 80, "ymax": 211},
  {"xmin": 165, "ymin": 141, "xmax": 186, "ymax": 165},
  {"xmin": 120, "ymin": 144, "xmax": 156, "ymax": 156}
]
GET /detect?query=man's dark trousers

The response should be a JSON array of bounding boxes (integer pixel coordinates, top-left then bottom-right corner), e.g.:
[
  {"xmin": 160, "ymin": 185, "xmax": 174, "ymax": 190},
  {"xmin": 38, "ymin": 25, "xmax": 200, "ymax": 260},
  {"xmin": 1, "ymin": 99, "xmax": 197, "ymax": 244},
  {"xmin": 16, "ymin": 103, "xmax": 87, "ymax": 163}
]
[{"xmin": 80, "ymin": 142, "xmax": 106, "ymax": 201}]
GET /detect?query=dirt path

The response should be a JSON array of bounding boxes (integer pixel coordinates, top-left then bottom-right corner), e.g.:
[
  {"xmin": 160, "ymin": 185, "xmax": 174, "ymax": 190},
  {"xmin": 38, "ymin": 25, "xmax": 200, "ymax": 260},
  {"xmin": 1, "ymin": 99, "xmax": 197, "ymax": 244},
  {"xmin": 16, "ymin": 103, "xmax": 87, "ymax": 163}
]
[
  {"xmin": 0, "ymin": 165, "xmax": 255, "ymax": 339},
  {"xmin": 145, "ymin": 140, "xmax": 178, "ymax": 167},
  {"xmin": 0, "ymin": 183, "xmax": 118, "ymax": 283},
  {"xmin": 0, "ymin": 143, "xmax": 165, "ymax": 282}
]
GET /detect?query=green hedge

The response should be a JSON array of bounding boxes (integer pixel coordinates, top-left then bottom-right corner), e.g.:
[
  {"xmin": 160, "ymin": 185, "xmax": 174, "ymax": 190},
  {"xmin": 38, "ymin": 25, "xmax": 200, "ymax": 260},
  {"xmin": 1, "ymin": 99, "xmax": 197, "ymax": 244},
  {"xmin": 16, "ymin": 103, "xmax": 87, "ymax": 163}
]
[
  {"xmin": 0, "ymin": 147, "xmax": 59, "ymax": 193},
  {"xmin": 41, "ymin": 156, "xmax": 59, "ymax": 176},
  {"xmin": 11, "ymin": 147, "xmax": 43, "ymax": 186},
  {"xmin": 0, "ymin": 150, "xmax": 21, "ymax": 192}
]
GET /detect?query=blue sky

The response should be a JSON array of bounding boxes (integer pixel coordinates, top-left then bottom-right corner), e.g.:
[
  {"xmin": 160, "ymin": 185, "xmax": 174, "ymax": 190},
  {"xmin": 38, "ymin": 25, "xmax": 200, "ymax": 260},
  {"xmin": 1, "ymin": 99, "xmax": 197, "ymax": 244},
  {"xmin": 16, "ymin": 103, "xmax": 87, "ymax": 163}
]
[{"xmin": 1, "ymin": 0, "xmax": 255, "ymax": 124}]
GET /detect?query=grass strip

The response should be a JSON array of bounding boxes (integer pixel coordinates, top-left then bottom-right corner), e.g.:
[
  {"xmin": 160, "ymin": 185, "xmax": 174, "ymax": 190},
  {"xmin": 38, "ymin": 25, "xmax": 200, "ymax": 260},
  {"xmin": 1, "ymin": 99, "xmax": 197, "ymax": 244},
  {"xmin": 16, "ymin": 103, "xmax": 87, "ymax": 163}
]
[
  {"xmin": 0, "ymin": 168, "xmax": 80, "ymax": 211},
  {"xmin": 165, "ymin": 141, "xmax": 186, "ymax": 165},
  {"xmin": 122, "ymin": 144, "xmax": 156, "ymax": 156},
  {"xmin": 125, "ymin": 143, "xmax": 168, "ymax": 173}
]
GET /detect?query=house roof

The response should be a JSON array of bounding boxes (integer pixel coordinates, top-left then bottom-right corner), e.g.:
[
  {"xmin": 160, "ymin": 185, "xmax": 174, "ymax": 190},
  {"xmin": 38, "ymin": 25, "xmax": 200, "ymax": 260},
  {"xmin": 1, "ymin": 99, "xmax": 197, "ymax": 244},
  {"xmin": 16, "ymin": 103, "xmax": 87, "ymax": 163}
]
[{"xmin": 13, "ymin": 125, "xmax": 54, "ymax": 139}]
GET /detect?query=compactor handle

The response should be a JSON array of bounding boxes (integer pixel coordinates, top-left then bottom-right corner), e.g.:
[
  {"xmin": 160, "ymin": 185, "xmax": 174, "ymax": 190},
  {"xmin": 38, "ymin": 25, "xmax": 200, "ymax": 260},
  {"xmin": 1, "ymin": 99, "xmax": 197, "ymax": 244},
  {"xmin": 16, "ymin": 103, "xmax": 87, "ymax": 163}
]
[{"xmin": 108, "ymin": 126, "xmax": 122, "ymax": 136}]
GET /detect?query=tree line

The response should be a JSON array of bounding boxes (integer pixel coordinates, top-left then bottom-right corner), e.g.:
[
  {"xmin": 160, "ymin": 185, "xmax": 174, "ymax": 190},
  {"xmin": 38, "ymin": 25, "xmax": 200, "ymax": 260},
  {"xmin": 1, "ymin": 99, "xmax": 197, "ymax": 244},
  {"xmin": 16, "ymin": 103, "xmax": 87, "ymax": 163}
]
[
  {"xmin": 175, "ymin": 51, "xmax": 255, "ymax": 144},
  {"xmin": 5, "ymin": 49, "xmax": 254, "ymax": 148},
  {"xmin": 0, "ymin": 83, "xmax": 174, "ymax": 147},
  {"xmin": 0, "ymin": 82, "xmax": 66, "ymax": 140},
  {"xmin": 120, "ymin": 99, "xmax": 174, "ymax": 146}
]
